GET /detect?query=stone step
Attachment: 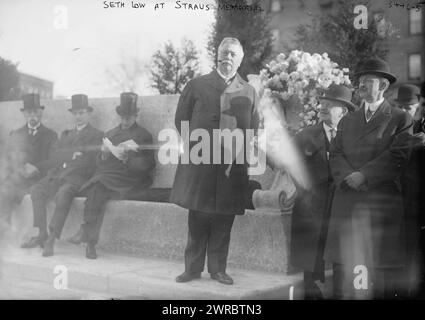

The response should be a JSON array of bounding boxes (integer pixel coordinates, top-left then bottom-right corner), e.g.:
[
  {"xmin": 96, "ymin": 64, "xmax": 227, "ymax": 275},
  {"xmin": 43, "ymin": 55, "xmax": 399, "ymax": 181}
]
[
  {"xmin": 1, "ymin": 242, "xmax": 305, "ymax": 300},
  {"xmin": 13, "ymin": 195, "xmax": 293, "ymax": 274},
  {"xmin": 0, "ymin": 276, "xmax": 125, "ymax": 300}
]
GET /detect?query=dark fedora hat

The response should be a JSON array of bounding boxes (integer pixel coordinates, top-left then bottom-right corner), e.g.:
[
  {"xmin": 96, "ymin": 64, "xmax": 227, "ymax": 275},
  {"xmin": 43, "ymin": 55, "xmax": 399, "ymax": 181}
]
[
  {"xmin": 354, "ymin": 58, "xmax": 397, "ymax": 84},
  {"xmin": 20, "ymin": 93, "xmax": 44, "ymax": 112},
  {"xmin": 318, "ymin": 84, "xmax": 356, "ymax": 111},
  {"xmin": 116, "ymin": 92, "xmax": 139, "ymax": 116},
  {"xmin": 68, "ymin": 94, "xmax": 93, "ymax": 113},
  {"xmin": 394, "ymin": 84, "xmax": 420, "ymax": 105}
]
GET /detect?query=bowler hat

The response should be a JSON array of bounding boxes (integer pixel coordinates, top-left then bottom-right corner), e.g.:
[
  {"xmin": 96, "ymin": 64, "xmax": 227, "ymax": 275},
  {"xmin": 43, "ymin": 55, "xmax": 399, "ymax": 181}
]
[
  {"xmin": 394, "ymin": 84, "xmax": 420, "ymax": 105},
  {"xmin": 354, "ymin": 58, "xmax": 397, "ymax": 84},
  {"xmin": 116, "ymin": 92, "xmax": 138, "ymax": 116},
  {"xmin": 318, "ymin": 84, "xmax": 356, "ymax": 111},
  {"xmin": 68, "ymin": 94, "xmax": 93, "ymax": 113},
  {"xmin": 20, "ymin": 93, "xmax": 44, "ymax": 112}
]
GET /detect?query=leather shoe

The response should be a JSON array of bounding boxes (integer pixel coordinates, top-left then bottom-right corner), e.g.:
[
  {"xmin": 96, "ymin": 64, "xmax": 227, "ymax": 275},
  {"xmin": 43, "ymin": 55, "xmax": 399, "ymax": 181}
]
[
  {"xmin": 304, "ymin": 281, "xmax": 324, "ymax": 300},
  {"xmin": 175, "ymin": 272, "xmax": 201, "ymax": 283},
  {"xmin": 67, "ymin": 227, "xmax": 84, "ymax": 245},
  {"xmin": 42, "ymin": 234, "xmax": 55, "ymax": 257},
  {"xmin": 86, "ymin": 244, "xmax": 97, "ymax": 259},
  {"xmin": 210, "ymin": 272, "xmax": 233, "ymax": 285},
  {"xmin": 21, "ymin": 235, "xmax": 47, "ymax": 249}
]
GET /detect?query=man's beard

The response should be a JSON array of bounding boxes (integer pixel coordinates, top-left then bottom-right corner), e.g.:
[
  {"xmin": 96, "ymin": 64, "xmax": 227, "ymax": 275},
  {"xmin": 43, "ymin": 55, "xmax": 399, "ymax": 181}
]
[
  {"xmin": 28, "ymin": 119, "xmax": 40, "ymax": 127},
  {"xmin": 218, "ymin": 61, "xmax": 235, "ymax": 76}
]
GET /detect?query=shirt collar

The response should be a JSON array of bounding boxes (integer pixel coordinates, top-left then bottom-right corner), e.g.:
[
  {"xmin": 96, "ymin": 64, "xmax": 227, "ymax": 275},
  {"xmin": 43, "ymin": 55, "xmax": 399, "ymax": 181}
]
[
  {"xmin": 322, "ymin": 122, "xmax": 336, "ymax": 133},
  {"xmin": 76, "ymin": 123, "xmax": 88, "ymax": 131},
  {"xmin": 27, "ymin": 122, "xmax": 41, "ymax": 131},
  {"xmin": 364, "ymin": 98, "xmax": 384, "ymax": 113},
  {"xmin": 120, "ymin": 122, "xmax": 138, "ymax": 131}
]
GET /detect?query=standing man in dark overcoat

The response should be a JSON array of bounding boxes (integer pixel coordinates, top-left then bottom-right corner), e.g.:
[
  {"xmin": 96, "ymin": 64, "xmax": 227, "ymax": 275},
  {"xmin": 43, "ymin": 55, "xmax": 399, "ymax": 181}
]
[
  {"xmin": 291, "ymin": 85, "xmax": 355, "ymax": 299},
  {"xmin": 397, "ymin": 83, "xmax": 425, "ymax": 298},
  {"xmin": 0, "ymin": 94, "xmax": 57, "ymax": 228},
  {"xmin": 67, "ymin": 92, "xmax": 156, "ymax": 259},
  {"xmin": 21, "ymin": 94, "xmax": 103, "ymax": 255},
  {"xmin": 326, "ymin": 58, "xmax": 413, "ymax": 299},
  {"xmin": 171, "ymin": 37, "xmax": 259, "ymax": 285}
]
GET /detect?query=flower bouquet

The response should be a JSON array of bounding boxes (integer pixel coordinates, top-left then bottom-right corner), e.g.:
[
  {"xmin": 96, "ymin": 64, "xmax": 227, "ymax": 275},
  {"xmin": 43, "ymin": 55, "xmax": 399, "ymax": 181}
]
[{"xmin": 251, "ymin": 50, "xmax": 351, "ymax": 129}]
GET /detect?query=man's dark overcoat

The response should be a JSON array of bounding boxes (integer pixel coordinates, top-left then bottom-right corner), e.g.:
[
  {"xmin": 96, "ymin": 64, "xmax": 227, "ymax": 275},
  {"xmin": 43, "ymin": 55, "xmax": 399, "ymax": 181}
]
[
  {"xmin": 170, "ymin": 70, "xmax": 259, "ymax": 215},
  {"xmin": 326, "ymin": 100, "xmax": 413, "ymax": 269}
]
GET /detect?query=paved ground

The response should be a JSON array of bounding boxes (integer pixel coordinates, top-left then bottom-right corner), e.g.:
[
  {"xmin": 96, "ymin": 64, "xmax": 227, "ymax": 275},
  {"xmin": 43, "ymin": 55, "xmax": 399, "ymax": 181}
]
[
  {"xmin": 0, "ymin": 276, "xmax": 121, "ymax": 300},
  {"xmin": 0, "ymin": 241, "xmax": 307, "ymax": 300}
]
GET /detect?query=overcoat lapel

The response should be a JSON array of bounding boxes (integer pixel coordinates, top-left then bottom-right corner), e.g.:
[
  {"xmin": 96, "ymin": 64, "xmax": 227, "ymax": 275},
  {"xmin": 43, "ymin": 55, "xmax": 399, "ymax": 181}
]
[
  {"xmin": 310, "ymin": 125, "xmax": 328, "ymax": 163},
  {"xmin": 354, "ymin": 101, "xmax": 392, "ymax": 142},
  {"xmin": 203, "ymin": 70, "xmax": 228, "ymax": 93},
  {"xmin": 302, "ymin": 124, "xmax": 328, "ymax": 163},
  {"xmin": 31, "ymin": 124, "xmax": 47, "ymax": 145}
]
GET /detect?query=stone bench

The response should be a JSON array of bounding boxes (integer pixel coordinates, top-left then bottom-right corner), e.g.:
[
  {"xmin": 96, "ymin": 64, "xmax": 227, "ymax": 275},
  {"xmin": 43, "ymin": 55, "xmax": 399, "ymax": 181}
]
[{"xmin": 13, "ymin": 195, "xmax": 293, "ymax": 274}]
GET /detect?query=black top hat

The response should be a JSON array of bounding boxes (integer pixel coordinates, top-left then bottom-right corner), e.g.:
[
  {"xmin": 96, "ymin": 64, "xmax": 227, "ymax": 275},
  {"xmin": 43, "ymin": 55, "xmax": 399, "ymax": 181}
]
[
  {"xmin": 68, "ymin": 94, "xmax": 93, "ymax": 113},
  {"xmin": 394, "ymin": 84, "xmax": 420, "ymax": 105},
  {"xmin": 354, "ymin": 58, "xmax": 397, "ymax": 84},
  {"xmin": 318, "ymin": 84, "xmax": 356, "ymax": 111},
  {"xmin": 116, "ymin": 92, "xmax": 139, "ymax": 116},
  {"xmin": 20, "ymin": 93, "xmax": 44, "ymax": 112}
]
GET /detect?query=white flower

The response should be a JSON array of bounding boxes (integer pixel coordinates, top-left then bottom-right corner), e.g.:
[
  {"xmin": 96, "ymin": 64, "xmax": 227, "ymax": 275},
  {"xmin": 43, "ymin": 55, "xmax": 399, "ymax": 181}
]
[
  {"xmin": 259, "ymin": 50, "xmax": 350, "ymax": 128},
  {"xmin": 276, "ymin": 53, "xmax": 286, "ymax": 63},
  {"xmin": 279, "ymin": 72, "xmax": 289, "ymax": 82}
]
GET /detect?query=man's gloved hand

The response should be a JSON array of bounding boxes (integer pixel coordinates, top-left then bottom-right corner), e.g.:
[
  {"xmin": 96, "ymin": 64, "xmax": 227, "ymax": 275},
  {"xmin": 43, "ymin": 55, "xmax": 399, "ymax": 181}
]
[
  {"xmin": 23, "ymin": 163, "xmax": 39, "ymax": 178},
  {"xmin": 115, "ymin": 147, "xmax": 130, "ymax": 163},
  {"xmin": 341, "ymin": 171, "xmax": 366, "ymax": 191}
]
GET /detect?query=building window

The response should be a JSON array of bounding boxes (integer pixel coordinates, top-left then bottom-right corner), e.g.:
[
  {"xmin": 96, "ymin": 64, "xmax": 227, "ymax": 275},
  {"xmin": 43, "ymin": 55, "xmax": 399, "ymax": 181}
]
[
  {"xmin": 271, "ymin": 0, "xmax": 282, "ymax": 12},
  {"xmin": 374, "ymin": 12, "xmax": 388, "ymax": 38},
  {"xmin": 318, "ymin": 0, "xmax": 333, "ymax": 9},
  {"xmin": 409, "ymin": 9, "xmax": 422, "ymax": 34},
  {"xmin": 408, "ymin": 54, "xmax": 422, "ymax": 80}
]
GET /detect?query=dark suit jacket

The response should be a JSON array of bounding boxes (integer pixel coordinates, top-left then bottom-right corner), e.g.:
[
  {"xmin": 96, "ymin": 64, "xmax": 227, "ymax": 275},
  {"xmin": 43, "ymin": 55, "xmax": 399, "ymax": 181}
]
[
  {"xmin": 81, "ymin": 122, "xmax": 156, "ymax": 199},
  {"xmin": 291, "ymin": 123, "xmax": 333, "ymax": 273},
  {"xmin": 44, "ymin": 123, "xmax": 104, "ymax": 187},
  {"xmin": 4, "ymin": 123, "xmax": 58, "ymax": 186},
  {"xmin": 170, "ymin": 70, "xmax": 259, "ymax": 215},
  {"xmin": 326, "ymin": 100, "xmax": 413, "ymax": 268},
  {"xmin": 401, "ymin": 120, "xmax": 425, "ymax": 260}
]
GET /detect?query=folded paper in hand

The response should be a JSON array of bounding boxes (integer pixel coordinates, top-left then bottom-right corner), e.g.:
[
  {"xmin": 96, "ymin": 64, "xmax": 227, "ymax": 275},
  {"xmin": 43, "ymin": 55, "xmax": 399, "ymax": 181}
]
[{"xmin": 103, "ymin": 138, "xmax": 139, "ymax": 160}]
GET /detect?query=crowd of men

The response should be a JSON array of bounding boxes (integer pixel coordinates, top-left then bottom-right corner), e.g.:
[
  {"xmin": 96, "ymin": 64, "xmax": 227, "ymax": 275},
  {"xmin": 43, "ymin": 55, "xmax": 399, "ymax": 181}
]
[
  {"xmin": 0, "ymin": 92, "xmax": 155, "ymax": 259},
  {"xmin": 0, "ymin": 37, "xmax": 424, "ymax": 299},
  {"xmin": 169, "ymin": 37, "xmax": 425, "ymax": 299}
]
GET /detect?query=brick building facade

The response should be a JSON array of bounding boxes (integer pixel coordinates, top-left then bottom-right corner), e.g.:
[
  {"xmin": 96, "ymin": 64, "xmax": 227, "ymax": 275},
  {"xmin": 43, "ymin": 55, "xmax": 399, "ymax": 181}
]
[{"xmin": 262, "ymin": 0, "xmax": 424, "ymax": 85}]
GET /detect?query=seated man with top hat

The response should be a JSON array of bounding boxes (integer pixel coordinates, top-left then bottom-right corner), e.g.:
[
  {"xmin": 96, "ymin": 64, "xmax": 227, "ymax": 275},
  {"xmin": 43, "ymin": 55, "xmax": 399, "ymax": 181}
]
[
  {"xmin": 20, "ymin": 94, "xmax": 104, "ymax": 256},
  {"xmin": 67, "ymin": 92, "xmax": 156, "ymax": 259},
  {"xmin": 0, "ymin": 94, "xmax": 57, "ymax": 229}
]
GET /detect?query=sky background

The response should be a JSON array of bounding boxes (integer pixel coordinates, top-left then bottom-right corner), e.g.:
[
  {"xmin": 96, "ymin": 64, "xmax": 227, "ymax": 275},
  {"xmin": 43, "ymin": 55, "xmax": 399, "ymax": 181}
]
[{"xmin": 0, "ymin": 0, "xmax": 216, "ymax": 97}]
